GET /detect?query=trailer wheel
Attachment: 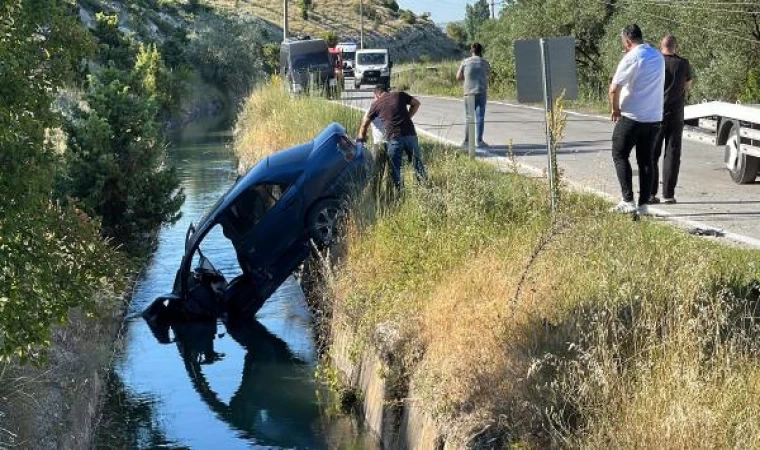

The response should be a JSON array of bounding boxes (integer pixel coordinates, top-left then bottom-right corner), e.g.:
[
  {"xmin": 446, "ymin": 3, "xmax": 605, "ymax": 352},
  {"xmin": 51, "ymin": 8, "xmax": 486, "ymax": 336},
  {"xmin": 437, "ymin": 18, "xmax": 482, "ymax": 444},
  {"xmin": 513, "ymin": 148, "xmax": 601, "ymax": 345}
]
[{"xmin": 723, "ymin": 120, "xmax": 760, "ymax": 184}]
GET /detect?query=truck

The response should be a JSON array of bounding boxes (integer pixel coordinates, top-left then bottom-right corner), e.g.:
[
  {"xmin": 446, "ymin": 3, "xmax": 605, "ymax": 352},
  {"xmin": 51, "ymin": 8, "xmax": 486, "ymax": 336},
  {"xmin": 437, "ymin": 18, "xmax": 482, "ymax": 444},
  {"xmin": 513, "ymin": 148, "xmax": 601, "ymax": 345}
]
[
  {"xmin": 280, "ymin": 38, "xmax": 336, "ymax": 95},
  {"xmin": 684, "ymin": 102, "xmax": 760, "ymax": 184},
  {"xmin": 353, "ymin": 48, "xmax": 392, "ymax": 90},
  {"xmin": 336, "ymin": 41, "xmax": 358, "ymax": 77}
]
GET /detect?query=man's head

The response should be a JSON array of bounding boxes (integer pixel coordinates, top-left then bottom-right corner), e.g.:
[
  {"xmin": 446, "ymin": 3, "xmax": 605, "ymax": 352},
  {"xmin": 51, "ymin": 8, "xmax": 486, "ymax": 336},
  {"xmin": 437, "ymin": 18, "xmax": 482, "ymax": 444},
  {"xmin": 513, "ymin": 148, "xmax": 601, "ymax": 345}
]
[
  {"xmin": 374, "ymin": 84, "xmax": 389, "ymax": 100},
  {"xmin": 660, "ymin": 34, "xmax": 677, "ymax": 55},
  {"xmin": 471, "ymin": 42, "xmax": 483, "ymax": 57},
  {"xmin": 621, "ymin": 24, "xmax": 643, "ymax": 53}
]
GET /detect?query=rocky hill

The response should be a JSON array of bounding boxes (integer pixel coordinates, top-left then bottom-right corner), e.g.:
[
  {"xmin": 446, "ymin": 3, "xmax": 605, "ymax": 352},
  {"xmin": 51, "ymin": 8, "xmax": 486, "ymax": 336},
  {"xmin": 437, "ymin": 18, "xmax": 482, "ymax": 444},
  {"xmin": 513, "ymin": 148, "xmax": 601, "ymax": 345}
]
[
  {"xmin": 226, "ymin": 0, "xmax": 463, "ymax": 61},
  {"xmin": 77, "ymin": 0, "xmax": 462, "ymax": 62}
]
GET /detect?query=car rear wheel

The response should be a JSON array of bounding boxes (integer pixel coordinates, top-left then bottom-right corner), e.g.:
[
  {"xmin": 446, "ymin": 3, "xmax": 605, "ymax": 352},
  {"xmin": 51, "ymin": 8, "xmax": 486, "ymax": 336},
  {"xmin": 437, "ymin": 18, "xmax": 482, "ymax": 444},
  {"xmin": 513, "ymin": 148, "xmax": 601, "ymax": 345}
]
[
  {"xmin": 724, "ymin": 120, "xmax": 760, "ymax": 184},
  {"xmin": 307, "ymin": 198, "xmax": 346, "ymax": 248}
]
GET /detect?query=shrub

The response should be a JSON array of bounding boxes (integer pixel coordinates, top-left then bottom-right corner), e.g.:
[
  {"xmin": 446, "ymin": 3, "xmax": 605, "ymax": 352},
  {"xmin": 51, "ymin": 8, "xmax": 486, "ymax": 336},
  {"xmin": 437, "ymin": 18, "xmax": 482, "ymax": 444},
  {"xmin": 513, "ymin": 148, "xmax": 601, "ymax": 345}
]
[
  {"xmin": 382, "ymin": 0, "xmax": 399, "ymax": 12},
  {"xmin": 321, "ymin": 30, "xmax": 339, "ymax": 48},
  {"xmin": 63, "ymin": 66, "xmax": 184, "ymax": 251},
  {"xmin": 399, "ymin": 9, "xmax": 416, "ymax": 24}
]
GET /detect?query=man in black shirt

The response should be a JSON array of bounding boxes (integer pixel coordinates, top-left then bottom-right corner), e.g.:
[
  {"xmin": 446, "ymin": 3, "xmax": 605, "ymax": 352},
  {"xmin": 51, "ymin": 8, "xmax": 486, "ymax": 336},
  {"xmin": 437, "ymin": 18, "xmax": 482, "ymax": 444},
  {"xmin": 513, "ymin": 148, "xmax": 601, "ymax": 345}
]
[
  {"xmin": 651, "ymin": 34, "xmax": 694, "ymax": 204},
  {"xmin": 358, "ymin": 85, "xmax": 427, "ymax": 188}
]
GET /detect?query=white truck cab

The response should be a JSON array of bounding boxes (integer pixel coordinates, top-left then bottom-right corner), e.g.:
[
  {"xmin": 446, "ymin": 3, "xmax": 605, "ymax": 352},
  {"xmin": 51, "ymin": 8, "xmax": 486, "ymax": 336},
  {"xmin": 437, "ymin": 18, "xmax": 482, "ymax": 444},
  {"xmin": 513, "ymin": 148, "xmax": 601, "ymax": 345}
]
[{"xmin": 353, "ymin": 49, "xmax": 392, "ymax": 90}]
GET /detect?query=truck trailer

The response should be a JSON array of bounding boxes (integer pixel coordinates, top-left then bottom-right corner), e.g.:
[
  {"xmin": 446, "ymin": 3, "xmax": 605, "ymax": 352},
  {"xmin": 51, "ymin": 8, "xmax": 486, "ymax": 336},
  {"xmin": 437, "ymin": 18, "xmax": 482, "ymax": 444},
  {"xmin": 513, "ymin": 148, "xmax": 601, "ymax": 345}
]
[{"xmin": 684, "ymin": 101, "xmax": 760, "ymax": 184}]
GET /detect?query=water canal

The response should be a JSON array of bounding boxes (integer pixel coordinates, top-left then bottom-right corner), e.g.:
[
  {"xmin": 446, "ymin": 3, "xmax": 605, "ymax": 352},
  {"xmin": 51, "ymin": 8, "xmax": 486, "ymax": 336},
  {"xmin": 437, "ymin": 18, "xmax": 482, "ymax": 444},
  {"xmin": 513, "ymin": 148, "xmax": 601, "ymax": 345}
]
[{"xmin": 95, "ymin": 125, "xmax": 377, "ymax": 449}]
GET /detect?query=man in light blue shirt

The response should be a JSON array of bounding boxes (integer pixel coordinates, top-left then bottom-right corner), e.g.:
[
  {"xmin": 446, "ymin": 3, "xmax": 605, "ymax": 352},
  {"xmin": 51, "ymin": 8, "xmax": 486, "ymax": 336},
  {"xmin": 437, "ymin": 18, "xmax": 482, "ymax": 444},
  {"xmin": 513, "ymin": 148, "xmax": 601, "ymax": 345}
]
[{"xmin": 457, "ymin": 42, "xmax": 491, "ymax": 149}]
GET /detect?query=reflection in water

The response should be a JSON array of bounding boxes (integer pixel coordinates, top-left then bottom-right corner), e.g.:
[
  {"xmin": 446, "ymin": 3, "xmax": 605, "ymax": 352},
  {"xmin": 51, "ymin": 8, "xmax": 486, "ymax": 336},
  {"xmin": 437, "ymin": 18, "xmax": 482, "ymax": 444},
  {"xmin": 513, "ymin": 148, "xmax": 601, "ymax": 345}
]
[
  {"xmin": 171, "ymin": 318, "xmax": 321, "ymax": 448},
  {"xmin": 95, "ymin": 128, "xmax": 377, "ymax": 449}
]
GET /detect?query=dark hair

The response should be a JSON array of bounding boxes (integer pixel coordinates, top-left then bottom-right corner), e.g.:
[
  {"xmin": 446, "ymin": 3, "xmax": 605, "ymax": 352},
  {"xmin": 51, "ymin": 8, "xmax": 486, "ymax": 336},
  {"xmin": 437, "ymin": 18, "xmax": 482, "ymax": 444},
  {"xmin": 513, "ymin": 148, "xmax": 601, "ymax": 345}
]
[
  {"xmin": 374, "ymin": 84, "xmax": 389, "ymax": 95},
  {"xmin": 471, "ymin": 42, "xmax": 483, "ymax": 56},
  {"xmin": 621, "ymin": 24, "xmax": 643, "ymax": 43},
  {"xmin": 661, "ymin": 34, "xmax": 677, "ymax": 51}
]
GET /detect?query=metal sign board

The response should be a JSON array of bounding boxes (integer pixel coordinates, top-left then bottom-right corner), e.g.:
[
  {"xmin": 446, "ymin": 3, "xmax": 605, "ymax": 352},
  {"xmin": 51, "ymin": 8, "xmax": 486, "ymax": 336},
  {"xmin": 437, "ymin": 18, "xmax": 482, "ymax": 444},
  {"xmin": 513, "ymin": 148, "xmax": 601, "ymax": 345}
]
[{"xmin": 515, "ymin": 37, "xmax": 578, "ymax": 103}]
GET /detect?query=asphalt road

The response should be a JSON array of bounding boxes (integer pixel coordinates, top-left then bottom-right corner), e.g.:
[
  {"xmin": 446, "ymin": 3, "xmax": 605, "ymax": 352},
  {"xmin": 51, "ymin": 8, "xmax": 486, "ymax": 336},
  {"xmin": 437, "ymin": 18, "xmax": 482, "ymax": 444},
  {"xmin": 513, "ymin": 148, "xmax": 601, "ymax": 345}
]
[{"xmin": 341, "ymin": 87, "xmax": 760, "ymax": 248}]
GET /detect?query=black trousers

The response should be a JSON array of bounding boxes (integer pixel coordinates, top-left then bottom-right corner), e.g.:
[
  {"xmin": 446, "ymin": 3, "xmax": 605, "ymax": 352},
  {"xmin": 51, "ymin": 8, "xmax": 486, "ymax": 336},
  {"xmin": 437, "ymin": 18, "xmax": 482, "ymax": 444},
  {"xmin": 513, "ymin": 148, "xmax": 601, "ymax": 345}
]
[
  {"xmin": 652, "ymin": 112, "xmax": 684, "ymax": 199},
  {"xmin": 611, "ymin": 116, "xmax": 658, "ymax": 205}
]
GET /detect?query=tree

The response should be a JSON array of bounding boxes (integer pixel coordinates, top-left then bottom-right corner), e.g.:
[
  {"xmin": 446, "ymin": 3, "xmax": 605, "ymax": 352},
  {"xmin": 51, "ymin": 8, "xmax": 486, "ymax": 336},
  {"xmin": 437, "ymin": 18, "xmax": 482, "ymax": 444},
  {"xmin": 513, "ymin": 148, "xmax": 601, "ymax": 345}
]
[
  {"xmin": 321, "ymin": 31, "xmax": 339, "ymax": 48},
  {"xmin": 298, "ymin": 0, "xmax": 313, "ymax": 20},
  {"xmin": 446, "ymin": 22, "xmax": 468, "ymax": 46},
  {"xmin": 464, "ymin": 0, "xmax": 490, "ymax": 41},
  {"xmin": 0, "ymin": 0, "xmax": 122, "ymax": 362},
  {"xmin": 64, "ymin": 66, "xmax": 184, "ymax": 250}
]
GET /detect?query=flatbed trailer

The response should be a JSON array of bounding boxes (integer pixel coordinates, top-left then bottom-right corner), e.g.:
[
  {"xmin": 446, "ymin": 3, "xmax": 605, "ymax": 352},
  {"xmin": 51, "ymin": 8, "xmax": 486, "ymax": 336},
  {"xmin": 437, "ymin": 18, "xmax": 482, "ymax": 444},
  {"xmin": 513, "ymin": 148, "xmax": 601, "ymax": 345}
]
[{"xmin": 684, "ymin": 101, "xmax": 760, "ymax": 184}]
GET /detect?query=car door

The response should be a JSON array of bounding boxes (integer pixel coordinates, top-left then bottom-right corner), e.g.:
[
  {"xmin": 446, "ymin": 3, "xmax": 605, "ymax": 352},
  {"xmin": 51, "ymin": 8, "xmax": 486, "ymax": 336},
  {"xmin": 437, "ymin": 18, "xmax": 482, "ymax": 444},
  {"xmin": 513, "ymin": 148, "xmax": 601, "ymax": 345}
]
[{"xmin": 234, "ymin": 182, "xmax": 304, "ymax": 272}]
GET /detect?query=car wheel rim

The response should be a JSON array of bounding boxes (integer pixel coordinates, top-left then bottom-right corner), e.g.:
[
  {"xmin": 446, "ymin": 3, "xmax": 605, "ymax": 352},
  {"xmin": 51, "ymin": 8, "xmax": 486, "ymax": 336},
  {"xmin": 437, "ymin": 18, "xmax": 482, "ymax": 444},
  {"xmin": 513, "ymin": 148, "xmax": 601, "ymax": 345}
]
[
  {"xmin": 314, "ymin": 206, "xmax": 341, "ymax": 243},
  {"xmin": 726, "ymin": 135, "xmax": 740, "ymax": 171}
]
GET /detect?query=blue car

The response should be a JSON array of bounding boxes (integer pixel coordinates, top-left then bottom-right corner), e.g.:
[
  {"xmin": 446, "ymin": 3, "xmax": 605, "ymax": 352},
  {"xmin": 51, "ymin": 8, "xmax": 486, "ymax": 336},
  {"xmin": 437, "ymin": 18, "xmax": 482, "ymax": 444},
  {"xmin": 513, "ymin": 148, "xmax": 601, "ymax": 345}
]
[{"xmin": 143, "ymin": 123, "xmax": 369, "ymax": 325}]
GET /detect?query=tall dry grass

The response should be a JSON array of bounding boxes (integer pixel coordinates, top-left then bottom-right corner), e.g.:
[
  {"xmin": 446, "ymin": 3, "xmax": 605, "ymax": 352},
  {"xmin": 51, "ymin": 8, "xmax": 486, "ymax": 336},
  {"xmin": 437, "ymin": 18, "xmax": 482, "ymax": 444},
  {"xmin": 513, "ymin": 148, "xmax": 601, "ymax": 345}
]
[{"xmin": 234, "ymin": 82, "xmax": 760, "ymax": 449}]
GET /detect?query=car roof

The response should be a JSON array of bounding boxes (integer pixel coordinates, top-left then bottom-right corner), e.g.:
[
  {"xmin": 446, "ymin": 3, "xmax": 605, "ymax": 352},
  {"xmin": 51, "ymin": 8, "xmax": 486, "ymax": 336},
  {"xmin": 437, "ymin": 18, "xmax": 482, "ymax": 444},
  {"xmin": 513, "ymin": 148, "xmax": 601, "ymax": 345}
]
[{"xmin": 189, "ymin": 123, "xmax": 348, "ymax": 239}]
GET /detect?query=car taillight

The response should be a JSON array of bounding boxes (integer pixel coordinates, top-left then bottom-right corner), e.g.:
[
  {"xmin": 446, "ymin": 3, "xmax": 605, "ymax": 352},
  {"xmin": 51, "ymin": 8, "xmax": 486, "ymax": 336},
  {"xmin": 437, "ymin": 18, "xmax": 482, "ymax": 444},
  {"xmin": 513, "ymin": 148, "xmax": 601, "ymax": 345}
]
[{"xmin": 338, "ymin": 136, "xmax": 356, "ymax": 161}]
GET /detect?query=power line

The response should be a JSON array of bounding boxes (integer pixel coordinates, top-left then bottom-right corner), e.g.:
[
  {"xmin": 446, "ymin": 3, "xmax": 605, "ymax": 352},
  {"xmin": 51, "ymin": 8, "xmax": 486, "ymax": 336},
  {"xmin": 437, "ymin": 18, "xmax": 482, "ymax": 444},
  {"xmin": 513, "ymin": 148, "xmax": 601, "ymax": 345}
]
[
  {"xmin": 607, "ymin": 0, "xmax": 760, "ymax": 46},
  {"xmin": 632, "ymin": 0, "xmax": 760, "ymax": 15}
]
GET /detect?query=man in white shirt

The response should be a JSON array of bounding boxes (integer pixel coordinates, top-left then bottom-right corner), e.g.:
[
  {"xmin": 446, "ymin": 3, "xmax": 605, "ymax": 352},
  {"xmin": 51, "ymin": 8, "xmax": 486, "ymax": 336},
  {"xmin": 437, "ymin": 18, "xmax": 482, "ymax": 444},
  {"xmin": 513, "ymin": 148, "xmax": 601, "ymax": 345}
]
[{"xmin": 608, "ymin": 24, "xmax": 665, "ymax": 215}]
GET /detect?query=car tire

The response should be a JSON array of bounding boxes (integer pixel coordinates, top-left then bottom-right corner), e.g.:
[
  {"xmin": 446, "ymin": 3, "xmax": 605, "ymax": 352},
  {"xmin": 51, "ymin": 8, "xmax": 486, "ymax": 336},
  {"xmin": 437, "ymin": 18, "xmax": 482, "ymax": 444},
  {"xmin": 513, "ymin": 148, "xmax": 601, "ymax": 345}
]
[
  {"xmin": 307, "ymin": 198, "xmax": 346, "ymax": 248},
  {"xmin": 723, "ymin": 120, "xmax": 760, "ymax": 184}
]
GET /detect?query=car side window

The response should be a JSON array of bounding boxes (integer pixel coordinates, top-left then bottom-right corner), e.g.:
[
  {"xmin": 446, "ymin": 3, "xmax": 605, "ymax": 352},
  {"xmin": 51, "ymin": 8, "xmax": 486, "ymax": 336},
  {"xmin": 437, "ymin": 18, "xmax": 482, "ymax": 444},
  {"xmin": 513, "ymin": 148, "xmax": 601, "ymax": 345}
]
[{"xmin": 227, "ymin": 183, "xmax": 289, "ymax": 236}]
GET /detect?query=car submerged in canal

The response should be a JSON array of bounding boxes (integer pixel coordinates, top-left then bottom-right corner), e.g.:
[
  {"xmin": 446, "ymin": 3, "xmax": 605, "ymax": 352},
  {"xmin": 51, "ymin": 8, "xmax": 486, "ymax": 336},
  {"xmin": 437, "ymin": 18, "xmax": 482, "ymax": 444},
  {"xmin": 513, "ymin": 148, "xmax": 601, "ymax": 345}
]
[{"xmin": 143, "ymin": 123, "xmax": 369, "ymax": 326}]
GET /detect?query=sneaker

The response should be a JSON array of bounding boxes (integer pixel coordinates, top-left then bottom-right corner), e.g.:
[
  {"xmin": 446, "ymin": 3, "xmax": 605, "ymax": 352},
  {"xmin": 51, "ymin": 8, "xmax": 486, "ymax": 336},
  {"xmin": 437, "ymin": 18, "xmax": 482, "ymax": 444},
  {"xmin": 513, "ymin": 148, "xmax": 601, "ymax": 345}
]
[
  {"xmin": 662, "ymin": 197, "xmax": 677, "ymax": 204},
  {"xmin": 637, "ymin": 204, "xmax": 650, "ymax": 216},
  {"xmin": 610, "ymin": 200, "xmax": 637, "ymax": 214},
  {"xmin": 648, "ymin": 196, "xmax": 661, "ymax": 204},
  {"xmin": 477, "ymin": 140, "xmax": 489, "ymax": 149}
]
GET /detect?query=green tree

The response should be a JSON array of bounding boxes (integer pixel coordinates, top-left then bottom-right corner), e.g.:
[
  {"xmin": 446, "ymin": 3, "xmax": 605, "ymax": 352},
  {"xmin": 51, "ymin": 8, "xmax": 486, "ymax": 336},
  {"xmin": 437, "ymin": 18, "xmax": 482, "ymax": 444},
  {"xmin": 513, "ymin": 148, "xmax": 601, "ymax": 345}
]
[
  {"xmin": 0, "ymin": 0, "xmax": 122, "ymax": 361},
  {"xmin": 63, "ymin": 67, "xmax": 185, "ymax": 249},
  {"xmin": 321, "ymin": 31, "xmax": 339, "ymax": 48},
  {"xmin": 446, "ymin": 22, "xmax": 467, "ymax": 46},
  {"xmin": 298, "ymin": 0, "xmax": 313, "ymax": 20},
  {"xmin": 464, "ymin": 0, "xmax": 490, "ymax": 41}
]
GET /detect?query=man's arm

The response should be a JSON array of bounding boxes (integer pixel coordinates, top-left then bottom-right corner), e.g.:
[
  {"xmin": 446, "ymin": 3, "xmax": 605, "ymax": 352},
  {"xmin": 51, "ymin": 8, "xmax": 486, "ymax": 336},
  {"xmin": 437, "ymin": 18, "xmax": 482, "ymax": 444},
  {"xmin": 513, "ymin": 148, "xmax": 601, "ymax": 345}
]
[
  {"xmin": 408, "ymin": 97, "xmax": 421, "ymax": 118},
  {"xmin": 456, "ymin": 60, "xmax": 465, "ymax": 82},
  {"xmin": 358, "ymin": 113, "xmax": 372, "ymax": 141},
  {"xmin": 609, "ymin": 83, "xmax": 622, "ymax": 122}
]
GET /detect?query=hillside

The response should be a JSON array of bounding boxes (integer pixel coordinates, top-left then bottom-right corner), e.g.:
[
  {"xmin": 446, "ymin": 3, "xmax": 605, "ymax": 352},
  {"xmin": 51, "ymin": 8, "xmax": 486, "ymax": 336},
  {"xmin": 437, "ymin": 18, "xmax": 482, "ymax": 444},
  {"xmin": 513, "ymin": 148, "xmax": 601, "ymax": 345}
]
[
  {"xmin": 215, "ymin": 0, "xmax": 462, "ymax": 60},
  {"xmin": 80, "ymin": 0, "xmax": 462, "ymax": 62}
]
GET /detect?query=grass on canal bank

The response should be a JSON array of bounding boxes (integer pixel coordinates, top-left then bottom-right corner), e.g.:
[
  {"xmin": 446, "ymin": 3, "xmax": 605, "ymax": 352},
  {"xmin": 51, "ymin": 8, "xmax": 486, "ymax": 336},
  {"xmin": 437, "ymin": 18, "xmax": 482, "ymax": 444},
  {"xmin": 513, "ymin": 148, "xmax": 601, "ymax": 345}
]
[{"xmin": 235, "ymin": 83, "xmax": 760, "ymax": 449}]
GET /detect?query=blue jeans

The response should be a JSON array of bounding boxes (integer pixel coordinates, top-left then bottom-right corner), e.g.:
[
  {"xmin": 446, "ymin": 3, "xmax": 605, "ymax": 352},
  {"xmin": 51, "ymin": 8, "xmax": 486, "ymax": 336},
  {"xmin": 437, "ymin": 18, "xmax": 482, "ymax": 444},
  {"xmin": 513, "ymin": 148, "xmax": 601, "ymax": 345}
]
[
  {"xmin": 464, "ymin": 92, "xmax": 487, "ymax": 143},
  {"xmin": 386, "ymin": 135, "xmax": 427, "ymax": 188}
]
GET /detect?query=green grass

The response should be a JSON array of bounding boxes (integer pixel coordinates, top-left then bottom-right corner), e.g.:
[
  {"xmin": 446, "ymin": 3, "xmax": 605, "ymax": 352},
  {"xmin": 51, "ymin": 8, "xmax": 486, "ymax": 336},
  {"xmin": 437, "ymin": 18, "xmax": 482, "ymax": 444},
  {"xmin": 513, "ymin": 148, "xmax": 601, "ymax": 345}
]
[
  {"xmin": 393, "ymin": 61, "xmax": 609, "ymax": 114},
  {"xmin": 235, "ymin": 83, "xmax": 760, "ymax": 449}
]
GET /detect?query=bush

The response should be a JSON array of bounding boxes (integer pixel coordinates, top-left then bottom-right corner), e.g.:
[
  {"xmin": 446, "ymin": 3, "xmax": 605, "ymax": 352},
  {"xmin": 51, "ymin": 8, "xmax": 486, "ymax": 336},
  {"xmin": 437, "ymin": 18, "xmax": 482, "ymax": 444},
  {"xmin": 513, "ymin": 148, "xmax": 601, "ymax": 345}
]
[
  {"xmin": 321, "ymin": 30, "xmax": 339, "ymax": 48},
  {"xmin": 382, "ymin": 0, "xmax": 399, "ymax": 12},
  {"xmin": 63, "ymin": 66, "xmax": 184, "ymax": 251},
  {"xmin": 186, "ymin": 13, "xmax": 269, "ymax": 99},
  {"xmin": 399, "ymin": 9, "xmax": 416, "ymax": 24}
]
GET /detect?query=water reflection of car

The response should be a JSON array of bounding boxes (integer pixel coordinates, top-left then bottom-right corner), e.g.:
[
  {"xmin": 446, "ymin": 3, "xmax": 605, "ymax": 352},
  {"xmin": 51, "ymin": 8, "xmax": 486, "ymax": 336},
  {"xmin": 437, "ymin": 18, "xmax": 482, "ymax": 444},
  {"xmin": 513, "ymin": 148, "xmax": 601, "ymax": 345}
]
[
  {"xmin": 167, "ymin": 318, "xmax": 323, "ymax": 448},
  {"xmin": 143, "ymin": 123, "xmax": 369, "ymax": 324}
]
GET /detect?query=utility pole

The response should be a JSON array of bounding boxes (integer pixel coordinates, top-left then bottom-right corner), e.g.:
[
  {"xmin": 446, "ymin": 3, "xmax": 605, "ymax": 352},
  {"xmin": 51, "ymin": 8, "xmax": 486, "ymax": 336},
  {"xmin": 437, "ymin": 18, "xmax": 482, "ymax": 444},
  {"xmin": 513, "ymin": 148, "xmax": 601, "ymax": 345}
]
[
  {"xmin": 491, "ymin": 0, "xmax": 496, "ymax": 19},
  {"xmin": 359, "ymin": 0, "xmax": 365, "ymax": 49},
  {"xmin": 283, "ymin": 0, "xmax": 289, "ymax": 40}
]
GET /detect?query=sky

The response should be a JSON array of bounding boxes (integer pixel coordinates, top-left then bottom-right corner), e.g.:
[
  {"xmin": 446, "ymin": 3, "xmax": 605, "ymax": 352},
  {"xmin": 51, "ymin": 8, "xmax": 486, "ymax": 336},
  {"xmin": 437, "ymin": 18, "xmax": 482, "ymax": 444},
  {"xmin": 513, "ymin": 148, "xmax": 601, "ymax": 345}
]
[{"xmin": 396, "ymin": 0, "xmax": 471, "ymax": 25}]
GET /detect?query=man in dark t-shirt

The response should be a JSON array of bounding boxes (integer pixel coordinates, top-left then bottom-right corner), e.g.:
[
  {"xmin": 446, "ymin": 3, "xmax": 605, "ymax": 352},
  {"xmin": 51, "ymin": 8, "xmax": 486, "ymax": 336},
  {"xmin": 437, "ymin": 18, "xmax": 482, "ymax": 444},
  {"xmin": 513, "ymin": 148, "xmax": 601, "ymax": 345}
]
[
  {"xmin": 650, "ymin": 34, "xmax": 694, "ymax": 204},
  {"xmin": 358, "ymin": 85, "xmax": 427, "ymax": 188}
]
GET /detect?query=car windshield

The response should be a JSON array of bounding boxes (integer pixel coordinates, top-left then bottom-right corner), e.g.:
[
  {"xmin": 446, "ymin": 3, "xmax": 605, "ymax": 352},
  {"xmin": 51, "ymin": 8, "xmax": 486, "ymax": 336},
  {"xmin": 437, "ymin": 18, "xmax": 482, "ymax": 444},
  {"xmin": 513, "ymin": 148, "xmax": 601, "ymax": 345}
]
[
  {"xmin": 358, "ymin": 53, "xmax": 386, "ymax": 65},
  {"xmin": 342, "ymin": 51, "xmax": 355, "ymax": 62},
  {"xmin": 291, "ymin": 52, "xmax": 330, "ymax": 71}
]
